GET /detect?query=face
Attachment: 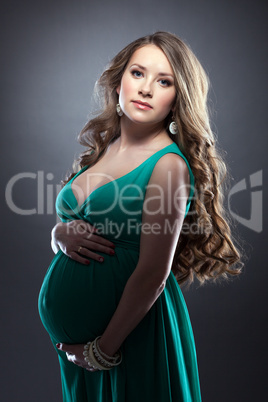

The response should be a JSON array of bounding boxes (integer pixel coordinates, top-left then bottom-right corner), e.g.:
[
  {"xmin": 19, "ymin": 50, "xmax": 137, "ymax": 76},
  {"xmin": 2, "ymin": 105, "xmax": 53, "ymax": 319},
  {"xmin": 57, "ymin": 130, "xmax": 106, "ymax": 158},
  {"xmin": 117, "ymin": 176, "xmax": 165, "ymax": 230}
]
[{"xmin": 116, "ymin": 44, "xmax": 176, "ymax": 127}]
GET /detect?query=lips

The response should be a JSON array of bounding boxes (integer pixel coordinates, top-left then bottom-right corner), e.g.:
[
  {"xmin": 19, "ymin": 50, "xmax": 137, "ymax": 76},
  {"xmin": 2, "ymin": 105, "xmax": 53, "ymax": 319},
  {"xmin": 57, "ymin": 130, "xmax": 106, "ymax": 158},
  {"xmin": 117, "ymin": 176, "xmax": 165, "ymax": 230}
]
[{"xmin": 132, "ymin": 100, "xmax": 153, "ymax": 109}]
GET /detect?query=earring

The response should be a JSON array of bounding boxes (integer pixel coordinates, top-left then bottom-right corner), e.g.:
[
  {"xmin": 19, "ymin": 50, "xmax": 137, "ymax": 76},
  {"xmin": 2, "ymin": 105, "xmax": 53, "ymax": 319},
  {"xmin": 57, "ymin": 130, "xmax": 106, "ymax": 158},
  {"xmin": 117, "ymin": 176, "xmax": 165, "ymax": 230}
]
[
  {"xmin": 116, "ymin": 103, "xmax": 123, "ymax": 117},
  {"xmin": 169, "ymin": 119, "xmax": 178, "ymax": 135}
]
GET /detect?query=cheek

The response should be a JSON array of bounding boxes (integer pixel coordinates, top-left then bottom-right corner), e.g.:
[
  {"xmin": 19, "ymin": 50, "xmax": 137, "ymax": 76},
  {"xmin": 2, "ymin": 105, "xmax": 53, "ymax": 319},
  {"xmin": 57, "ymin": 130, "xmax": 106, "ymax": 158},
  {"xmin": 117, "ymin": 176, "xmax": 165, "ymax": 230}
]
[
  {"xmin": 119, "ymin": 78, "xmax": 133, "ymax": 102},
  {"xmin": 158, "ymin": 92, "xmax": 176, "ymax": 112}
]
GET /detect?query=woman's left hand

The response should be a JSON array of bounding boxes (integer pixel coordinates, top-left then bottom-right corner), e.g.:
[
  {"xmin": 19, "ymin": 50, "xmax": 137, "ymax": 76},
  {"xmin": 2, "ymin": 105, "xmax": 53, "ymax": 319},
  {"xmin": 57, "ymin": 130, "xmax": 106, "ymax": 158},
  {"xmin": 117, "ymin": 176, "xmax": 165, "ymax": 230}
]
[{"xmin": 56, "ymin": 343, "xmax": 99, "ymax": 372}]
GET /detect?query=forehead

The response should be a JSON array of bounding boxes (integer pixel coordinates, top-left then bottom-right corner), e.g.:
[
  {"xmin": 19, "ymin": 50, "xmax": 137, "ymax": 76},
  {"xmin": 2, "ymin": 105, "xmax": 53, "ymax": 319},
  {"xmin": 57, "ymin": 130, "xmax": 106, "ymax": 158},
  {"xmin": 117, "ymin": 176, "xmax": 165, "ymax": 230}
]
[{"xmin": 127, "ymin": 44, "xmax": 173, "ymax": 73}]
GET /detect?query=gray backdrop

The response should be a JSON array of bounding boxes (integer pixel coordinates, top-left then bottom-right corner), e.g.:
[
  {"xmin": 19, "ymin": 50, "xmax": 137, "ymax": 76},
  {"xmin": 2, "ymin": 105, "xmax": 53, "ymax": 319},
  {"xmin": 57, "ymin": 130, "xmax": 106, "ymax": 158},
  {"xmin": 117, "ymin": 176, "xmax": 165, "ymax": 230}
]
[{"xmin": 1, "ymin": 0, "xmax": 267, "ymax": 401}]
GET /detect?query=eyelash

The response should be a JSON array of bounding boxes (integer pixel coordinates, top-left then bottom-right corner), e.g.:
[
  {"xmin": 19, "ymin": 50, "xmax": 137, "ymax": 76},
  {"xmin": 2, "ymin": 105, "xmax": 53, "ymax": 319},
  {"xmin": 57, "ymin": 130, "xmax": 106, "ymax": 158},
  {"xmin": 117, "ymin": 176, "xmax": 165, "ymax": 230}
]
[{"xmin": 130, "ymin": 70, "xmax": 172, "ymax": 87}]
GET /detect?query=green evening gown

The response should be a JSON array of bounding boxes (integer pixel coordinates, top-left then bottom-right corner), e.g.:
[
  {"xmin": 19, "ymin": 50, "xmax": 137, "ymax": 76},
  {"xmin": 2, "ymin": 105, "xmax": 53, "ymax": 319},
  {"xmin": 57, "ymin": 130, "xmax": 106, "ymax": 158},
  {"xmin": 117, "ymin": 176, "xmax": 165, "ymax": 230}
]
[{"xmin": 38, "ymin": 141, "xmax": 202, "ymax": 401}]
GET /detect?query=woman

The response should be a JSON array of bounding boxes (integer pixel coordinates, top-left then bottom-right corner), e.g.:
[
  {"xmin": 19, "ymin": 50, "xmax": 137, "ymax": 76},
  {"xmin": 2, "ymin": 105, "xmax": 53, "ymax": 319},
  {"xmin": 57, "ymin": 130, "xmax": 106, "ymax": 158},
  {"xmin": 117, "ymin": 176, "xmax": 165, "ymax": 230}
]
[{"xmin": 38, "ymin": 31, "xmax": 243, "ymax": 401}]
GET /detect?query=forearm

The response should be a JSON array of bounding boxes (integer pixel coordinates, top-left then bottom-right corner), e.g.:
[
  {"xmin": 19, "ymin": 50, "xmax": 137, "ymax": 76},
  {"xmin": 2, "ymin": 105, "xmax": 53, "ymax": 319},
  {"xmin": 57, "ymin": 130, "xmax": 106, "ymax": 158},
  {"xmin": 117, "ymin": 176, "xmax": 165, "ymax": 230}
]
[{"xmin": 98, "ymin": 268, "xmax": 165, "ymax": 356}]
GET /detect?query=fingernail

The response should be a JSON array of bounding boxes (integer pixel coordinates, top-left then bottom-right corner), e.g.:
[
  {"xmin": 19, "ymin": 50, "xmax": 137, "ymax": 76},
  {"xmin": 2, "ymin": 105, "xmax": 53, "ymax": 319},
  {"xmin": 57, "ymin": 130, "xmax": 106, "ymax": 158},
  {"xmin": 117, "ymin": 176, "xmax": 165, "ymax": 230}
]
[
  {"xmin": 85, "ymin": 260, "xmax": 90, "ymax": 265},
  {"xmin": 56, "ymin": 343, "xmax": 60, "ymax": 348},
  {"xmin": 111, "ymin": 244, "xmax": 116, "ymax": 249},
  {"xmin": 109, "ymin": 250, "xmax": 115, "ymax": 255},
  {"xmin": 99, "ymin": 257, "xmax": 104, "ymax": 262}
]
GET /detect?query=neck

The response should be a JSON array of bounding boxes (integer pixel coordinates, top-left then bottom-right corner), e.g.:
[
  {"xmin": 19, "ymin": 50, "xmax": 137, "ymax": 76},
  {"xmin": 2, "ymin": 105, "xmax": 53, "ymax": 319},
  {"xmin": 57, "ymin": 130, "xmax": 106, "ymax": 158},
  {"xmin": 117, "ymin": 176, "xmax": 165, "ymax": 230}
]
[{"xmin": 116, "ymin": 116, "xmax": 167, "ymax": 151}]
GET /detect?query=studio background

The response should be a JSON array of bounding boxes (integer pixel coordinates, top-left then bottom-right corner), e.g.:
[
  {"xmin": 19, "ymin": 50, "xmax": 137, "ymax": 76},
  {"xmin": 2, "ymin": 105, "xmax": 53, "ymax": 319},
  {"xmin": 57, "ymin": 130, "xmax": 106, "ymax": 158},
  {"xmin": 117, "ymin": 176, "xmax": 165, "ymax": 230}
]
[{"xmin": 1, "ymin": 0, "xmax": 267, "ymax": 401}]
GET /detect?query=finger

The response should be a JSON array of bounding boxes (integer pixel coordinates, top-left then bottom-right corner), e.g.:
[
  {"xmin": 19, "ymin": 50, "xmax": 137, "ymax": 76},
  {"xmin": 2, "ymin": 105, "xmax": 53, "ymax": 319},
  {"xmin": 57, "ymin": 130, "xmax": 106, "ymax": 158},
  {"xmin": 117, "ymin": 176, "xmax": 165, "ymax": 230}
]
[
  {"xmin": 56, "ymin": 343, "xmax": 72, "ymax": 353},
  {"xmin": 83, "ymin": 237, "xmax": 116, "ymax": 253},
  {"xmin": 77, "ymin": 249, "xmax": 108, "ymax": 263},
  {"xmin": 67, "ymin": 354, "xmax": 77, "ymax": 364},
  {"xmin": 68, "ymin": 251, "xmax": 91, "ymax": 265},
  {"xmin": 75, "ymin": 221, "xmax": 99, "ymax": 236},
  {"xmin": 79, "ymin": 248, "xmax": 107, "ymax": 263},
  {"xmin": 86, "ymin": 366, "xmax": 99, "ymax": 372},
  {"xmin": 76, "ymin": 238, "xmax": 116, "ymax": 262},
  {"xmin": 87, "ymin": 223, "xmax": 99, "ymax": 234},
  {"xmin": 66, "ymin": 352, "xmax": 74, "ymax": 360},
  {"xmin": 84, "ymin": 233, "xmax": 115, "ymax": 249},
  {"xmin": 65, "ymin": 220, "xmax": 95, "ymax": 238}
]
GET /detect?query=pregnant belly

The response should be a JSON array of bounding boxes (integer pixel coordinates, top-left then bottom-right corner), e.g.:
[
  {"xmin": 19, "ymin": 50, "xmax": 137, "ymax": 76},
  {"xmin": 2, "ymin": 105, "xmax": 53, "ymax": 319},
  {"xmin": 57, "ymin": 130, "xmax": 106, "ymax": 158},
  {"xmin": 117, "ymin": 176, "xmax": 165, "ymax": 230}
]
[{"xmin": 38, "ymin": 249, "xmax": 138, "ymax": 344}]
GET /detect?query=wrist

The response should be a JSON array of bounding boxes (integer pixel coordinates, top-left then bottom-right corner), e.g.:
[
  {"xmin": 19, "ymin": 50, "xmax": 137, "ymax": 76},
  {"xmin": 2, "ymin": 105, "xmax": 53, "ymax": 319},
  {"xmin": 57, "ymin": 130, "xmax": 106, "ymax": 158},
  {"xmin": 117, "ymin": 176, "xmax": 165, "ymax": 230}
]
[
  {"xmin": 52, "ymin": 221, "xmax": 63, "ymax": 237},
  {"xmin": 51, "ymin": 222, "xmax": 64, "ymax": 252},
  {"xmin": 83, "ymin": 337, "xmax": 122, "ymax": 371},
  {"xmin": 51, "ymin": 222, "xmax": 66, "ymax": 243},
  {"xmin": 98, "ymin": 336, "xmax": 120, "ymax": 358}
]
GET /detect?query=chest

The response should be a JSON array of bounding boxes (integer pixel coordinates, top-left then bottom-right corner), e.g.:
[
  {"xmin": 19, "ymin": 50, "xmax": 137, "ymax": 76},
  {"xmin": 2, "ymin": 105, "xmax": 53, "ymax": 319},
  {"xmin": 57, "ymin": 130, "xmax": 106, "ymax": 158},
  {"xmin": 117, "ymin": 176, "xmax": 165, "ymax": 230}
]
[{"xmin": 71, "ymin": 153, "xmax": 152, "ymax": 205}]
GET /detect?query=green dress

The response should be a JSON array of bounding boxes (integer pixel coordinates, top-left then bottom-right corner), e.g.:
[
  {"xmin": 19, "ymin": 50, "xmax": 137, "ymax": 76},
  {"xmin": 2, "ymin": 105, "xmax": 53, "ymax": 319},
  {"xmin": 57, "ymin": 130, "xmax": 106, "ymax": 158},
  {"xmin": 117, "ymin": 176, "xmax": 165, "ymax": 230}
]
[{"xmin": 38, "ymin": 142, "xmax": 202, "ymax": 402}]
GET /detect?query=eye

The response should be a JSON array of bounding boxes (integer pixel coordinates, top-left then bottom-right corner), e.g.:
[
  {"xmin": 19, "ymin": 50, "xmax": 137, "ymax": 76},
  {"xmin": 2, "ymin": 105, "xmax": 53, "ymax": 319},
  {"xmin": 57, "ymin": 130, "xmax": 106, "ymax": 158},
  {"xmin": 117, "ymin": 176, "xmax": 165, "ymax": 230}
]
[
  {"xmin": 159, "ymin": 79, "xmax": 172, "ymax": 87},
  {"xmin": 131, "ymin": 70, "xmax": 143, "ymax": 78}
]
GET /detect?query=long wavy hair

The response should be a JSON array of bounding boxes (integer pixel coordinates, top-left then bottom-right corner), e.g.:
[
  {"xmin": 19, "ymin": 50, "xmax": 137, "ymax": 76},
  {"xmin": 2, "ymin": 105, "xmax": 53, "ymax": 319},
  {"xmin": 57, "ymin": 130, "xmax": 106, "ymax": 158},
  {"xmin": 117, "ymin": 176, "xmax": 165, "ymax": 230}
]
[{"xmin": 63, "ymin": 31, "xmax": 245, "ymax": 285}]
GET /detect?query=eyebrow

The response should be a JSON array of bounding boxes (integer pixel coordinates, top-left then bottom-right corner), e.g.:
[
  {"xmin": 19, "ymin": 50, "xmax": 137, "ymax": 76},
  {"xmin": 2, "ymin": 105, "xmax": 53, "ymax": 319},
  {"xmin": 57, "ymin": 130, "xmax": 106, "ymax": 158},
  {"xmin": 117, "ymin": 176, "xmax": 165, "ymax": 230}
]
[{"xmin": 130, "ymin": 63, "xmax": 174, "ymax": 78}]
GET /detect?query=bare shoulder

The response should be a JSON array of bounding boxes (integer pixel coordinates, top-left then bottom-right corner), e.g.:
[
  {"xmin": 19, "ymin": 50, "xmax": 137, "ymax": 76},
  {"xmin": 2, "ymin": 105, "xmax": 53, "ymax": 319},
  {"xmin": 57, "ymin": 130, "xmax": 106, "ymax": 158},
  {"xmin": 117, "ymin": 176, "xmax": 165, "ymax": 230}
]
[{"xmin": 152, "ymin": 152, "xmax": 190, "ymax": 184}]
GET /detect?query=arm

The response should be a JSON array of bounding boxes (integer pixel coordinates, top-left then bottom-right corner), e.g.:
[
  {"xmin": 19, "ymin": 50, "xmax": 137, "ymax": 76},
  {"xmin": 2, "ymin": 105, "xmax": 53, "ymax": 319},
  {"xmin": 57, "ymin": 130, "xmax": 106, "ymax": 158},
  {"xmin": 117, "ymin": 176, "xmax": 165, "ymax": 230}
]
[{"xmin": 99, "ymin": 153, "xmax": 190, "ymax": 356}]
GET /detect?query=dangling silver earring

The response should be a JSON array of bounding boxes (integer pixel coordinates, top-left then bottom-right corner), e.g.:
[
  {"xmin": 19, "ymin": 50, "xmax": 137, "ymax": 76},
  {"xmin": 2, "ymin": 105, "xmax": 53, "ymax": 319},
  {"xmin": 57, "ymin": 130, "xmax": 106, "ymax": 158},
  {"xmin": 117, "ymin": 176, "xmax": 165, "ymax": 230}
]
[
  {"xmin": 169, "ymin": 118, "xmax": 178, "ymax": 135},
  {"xmin": 116, "ymin": 103, "xmax": 123, "ymax": 117}
]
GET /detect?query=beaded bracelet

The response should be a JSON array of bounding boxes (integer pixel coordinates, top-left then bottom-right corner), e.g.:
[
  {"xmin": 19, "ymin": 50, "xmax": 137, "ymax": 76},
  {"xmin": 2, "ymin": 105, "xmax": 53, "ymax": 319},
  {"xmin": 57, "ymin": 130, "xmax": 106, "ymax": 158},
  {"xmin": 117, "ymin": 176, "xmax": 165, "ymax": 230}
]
[
  {"xmin": 83, "ymin": 341, "xmax": 98, "ymax": 370},
  {"xmin": 95, "ymin": 336, "xmax": 121, "ymax": 363},
  {"xmin": 88, "ymin": 342, "xmax": 112, "ymax": 370},
  {"xmin": 92, "ymin": 338, "xmax": 122, "ymax": 367},
  {"xmin": 83, "ymin": 337, "xmax": 122, "ymax": 371}
]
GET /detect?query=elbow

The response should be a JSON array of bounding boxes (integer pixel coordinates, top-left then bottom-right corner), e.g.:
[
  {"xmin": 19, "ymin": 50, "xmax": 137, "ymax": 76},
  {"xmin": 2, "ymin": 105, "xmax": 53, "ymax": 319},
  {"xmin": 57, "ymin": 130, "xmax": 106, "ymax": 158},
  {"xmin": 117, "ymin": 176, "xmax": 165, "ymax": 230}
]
[
  {"xmin": 133, "ymin": 262, "xmax": 169, "ymax": 296},
  {"xmin": 158, "ymin": 280, "xmax": 166, "ymax": 293},
  {"xmin": 144, "ymin": 275, "xmax": 166, "ymax": 297},
  {"xmin": 151, "ymin": 280, "xmax": 166, "ymax": 300},
  {"xmin": 148, "ymin": 269, "xmax": 168, "ymax": 293}
]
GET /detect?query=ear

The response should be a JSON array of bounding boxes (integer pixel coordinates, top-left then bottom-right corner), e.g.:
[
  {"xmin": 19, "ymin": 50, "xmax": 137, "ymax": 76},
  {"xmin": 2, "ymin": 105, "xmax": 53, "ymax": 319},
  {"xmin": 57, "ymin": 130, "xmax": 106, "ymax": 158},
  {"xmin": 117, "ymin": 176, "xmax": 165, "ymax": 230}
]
[{"xmin": 116, "ymin": 85, "xmax": 121, "ymax": 95}]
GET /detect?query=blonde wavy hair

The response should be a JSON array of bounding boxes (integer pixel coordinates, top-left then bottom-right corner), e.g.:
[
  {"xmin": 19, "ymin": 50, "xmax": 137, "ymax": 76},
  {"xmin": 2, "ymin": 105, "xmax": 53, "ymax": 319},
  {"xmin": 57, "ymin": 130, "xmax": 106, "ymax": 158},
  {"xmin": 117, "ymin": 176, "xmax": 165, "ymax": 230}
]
[{"xmin": 63, "ymin": 31, "xmax": 245, "ymax": 285}]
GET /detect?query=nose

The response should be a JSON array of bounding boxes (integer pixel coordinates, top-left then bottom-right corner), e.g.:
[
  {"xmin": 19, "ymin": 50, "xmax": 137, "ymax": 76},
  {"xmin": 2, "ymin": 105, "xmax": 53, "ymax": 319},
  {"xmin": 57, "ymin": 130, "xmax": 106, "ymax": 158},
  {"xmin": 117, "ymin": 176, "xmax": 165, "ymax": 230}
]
[{"xmin": 138, "ymin": 79, "xmax": 153, "ymax": 98}]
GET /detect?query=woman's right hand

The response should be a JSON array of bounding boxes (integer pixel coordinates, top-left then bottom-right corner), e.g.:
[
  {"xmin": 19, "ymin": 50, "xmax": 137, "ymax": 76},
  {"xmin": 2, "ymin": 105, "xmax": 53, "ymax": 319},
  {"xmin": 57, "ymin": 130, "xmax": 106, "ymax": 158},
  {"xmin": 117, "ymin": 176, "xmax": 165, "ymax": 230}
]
[{"xmin": 51, "ymin": 220, "xmax": 116, "ymax": 264}]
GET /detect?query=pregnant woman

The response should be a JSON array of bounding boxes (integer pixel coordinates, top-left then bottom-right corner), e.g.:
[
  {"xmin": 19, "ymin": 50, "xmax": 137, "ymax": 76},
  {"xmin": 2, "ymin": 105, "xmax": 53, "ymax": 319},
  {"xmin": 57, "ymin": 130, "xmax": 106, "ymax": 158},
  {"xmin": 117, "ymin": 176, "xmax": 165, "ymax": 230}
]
[{"xmin": 38, "ymin": 31, "xmax": 243, "ymax": 401}]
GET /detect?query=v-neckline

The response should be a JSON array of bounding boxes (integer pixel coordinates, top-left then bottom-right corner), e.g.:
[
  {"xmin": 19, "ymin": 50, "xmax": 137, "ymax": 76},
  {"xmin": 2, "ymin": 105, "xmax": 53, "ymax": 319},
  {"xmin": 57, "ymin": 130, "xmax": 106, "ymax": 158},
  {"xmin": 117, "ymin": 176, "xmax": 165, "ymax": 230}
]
[{"xmin": 70, "ymin": 142, "xmax": 175, "ymax": 209}]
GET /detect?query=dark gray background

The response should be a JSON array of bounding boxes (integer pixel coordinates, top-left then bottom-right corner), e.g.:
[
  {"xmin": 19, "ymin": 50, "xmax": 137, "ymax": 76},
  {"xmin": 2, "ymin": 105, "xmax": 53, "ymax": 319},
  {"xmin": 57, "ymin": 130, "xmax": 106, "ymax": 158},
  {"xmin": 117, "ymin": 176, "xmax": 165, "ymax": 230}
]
[{"xmin": 1, "ymin": 0, "xmax": 267, "ymax": 401}]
